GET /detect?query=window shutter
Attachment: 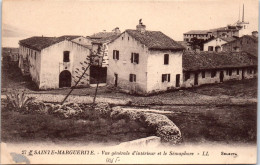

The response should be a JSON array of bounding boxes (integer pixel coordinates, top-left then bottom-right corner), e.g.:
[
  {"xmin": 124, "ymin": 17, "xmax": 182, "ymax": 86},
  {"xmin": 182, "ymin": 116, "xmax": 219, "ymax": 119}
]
[
  {"xmin": 131, "ymin": 53, "xmax": 133, "ymax": 63},
  {"xmin": 129, "ymin": 74, "xmax": 132, "ymax": 82},
  {"xmin": 136, "ymin": 54, "xmax": 139, "ymax": 64},
  {"xmin": 113, "ymin": 50, "xmax": 115, "ymax": 59},
  {"xmin": 162, "ymin": 75, "xmax": 164, "ymax": 82},
  {"xmin": 134, "ymin": 75, "xmax": 136, "ymax": 82},
  {"xmin": 168, "ymin": 74, "xmax": 170, "ymax": 82},
  {"xmin": 117, "ymin": 51, "xmax": 119, "ymax": 60}
]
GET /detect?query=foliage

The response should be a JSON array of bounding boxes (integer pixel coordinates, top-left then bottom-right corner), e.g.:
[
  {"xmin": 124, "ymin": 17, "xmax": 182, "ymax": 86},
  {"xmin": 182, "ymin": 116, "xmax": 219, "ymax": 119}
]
[
  {"xmin": 190, "ymin": 37, "xmax": 205, "ymax": 50},
  {"xmin": 48, "ymin": 103, "xmax": 83, "ymax": 119},
  {"xmin": 5, "ymin": 91, "xmax": 35, "ymax": 111}
]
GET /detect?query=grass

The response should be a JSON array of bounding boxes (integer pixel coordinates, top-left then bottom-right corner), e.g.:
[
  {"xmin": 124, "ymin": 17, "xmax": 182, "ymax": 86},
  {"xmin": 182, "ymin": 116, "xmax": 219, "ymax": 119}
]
[
  {"xmin": 155, "ymin": 104, "xmax": 257, "ymax": 144},
  {"xmin": 1, "ymin": 108, "xmax": 151, "ymax": 144},
  {"xmin": 187, "ymin": 79, "xmax": 257, "ymax": 98}
]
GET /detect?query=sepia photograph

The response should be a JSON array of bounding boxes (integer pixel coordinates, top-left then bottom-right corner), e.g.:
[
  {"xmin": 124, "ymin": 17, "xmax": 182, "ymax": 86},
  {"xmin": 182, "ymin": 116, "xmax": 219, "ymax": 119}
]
[{"xmin": 1, "ymin": 0, "xmax": 258, "ymax": 164}]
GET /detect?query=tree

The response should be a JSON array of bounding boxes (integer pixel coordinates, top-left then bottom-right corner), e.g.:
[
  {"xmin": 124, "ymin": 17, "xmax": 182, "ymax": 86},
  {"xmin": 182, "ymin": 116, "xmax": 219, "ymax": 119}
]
[
  {"xmin": 60, "ymin": 44, "xmax": 106, "ymax": 106},
  {"xmin": 190, "ymin": 37, "xmax": 205, "ymax": 50}
]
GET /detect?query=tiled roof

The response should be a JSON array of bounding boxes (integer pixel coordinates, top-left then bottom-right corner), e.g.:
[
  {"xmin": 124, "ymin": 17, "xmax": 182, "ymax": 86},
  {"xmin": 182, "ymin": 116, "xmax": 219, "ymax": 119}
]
[
  {"xmin": 177, "ymin": 41, "xmax": 189, "ymax": 48},
  {"xmin": 88, "ymin": 32, "xmax": 121, "ymax": 44},
  {"xmin": 222, "ymin": 35, "xmax": 258, "ymax": 46},
  {"xmin": 19, "ymin": 35, "xmax": 82, "ymax": 51},
  {"xmin": 184, "ymin": 30, "xmax": 209, "ymax": 35},
  {"xmin": 184, "ymin": 27, "xmax": 239, "ymax": 35},
  {"xmin": 183, "ymin": 51, "xmax": 257, "ymax": 71},
  {"xmin": 204, "ymin": 36, "xmax": 237, "ymax": 44},
  {"xmin": 125, "ymin": 29, "xmax": 184, "ymax": 51},
  {"xmin": 220, "ymin": 36, "xmax": 237, "ymax": 42}
]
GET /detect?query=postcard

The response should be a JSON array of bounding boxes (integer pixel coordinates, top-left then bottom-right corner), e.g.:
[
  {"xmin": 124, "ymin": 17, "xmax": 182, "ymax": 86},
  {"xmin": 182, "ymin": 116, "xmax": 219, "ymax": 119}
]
[{"xmin": 1, "ymin": 0, "xmax": 258, "ymax": 164}]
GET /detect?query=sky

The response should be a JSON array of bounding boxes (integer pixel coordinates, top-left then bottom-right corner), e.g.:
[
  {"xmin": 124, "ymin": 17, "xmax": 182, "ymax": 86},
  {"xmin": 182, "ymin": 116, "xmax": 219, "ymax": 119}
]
[{"xmin": 2, "ymin": 0, "xmax": 259, "ymax": 47}]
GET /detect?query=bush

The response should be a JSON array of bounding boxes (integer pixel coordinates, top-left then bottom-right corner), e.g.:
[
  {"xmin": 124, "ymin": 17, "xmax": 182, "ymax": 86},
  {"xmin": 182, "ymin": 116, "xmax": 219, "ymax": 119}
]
[
  {"xmin": 48, "ymin": 103, "xmax": 83, "ymax": 119},
  {"xmin": 5, "ymin": 91, "xmax": 35, "ymax": 111}
]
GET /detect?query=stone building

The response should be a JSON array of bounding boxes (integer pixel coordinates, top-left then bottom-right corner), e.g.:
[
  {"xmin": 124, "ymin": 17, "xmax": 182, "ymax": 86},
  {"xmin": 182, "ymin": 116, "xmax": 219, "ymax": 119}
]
[
  {"xmin": 18, "ymin": 35, "xmax": 91, "ymax": 89},
  {"xmin": 222, "ymin": 33, "xmax": 258, "ymax": 55},
  {"xmin": 182, "ymin": 51, "xmax": 257, "ymax": 88},
  {"xmin": 106, "ymin": 21, "xmax": 185, "ymax": 94}
]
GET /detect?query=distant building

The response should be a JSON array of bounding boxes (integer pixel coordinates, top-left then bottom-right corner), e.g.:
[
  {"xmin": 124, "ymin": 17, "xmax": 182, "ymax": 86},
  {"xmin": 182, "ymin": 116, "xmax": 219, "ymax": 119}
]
[
  {"xmin": 182, "ymin": 51, "xmax": 257, "ymax": 88},
  {"xmin": 2, "ymin": 47, "xmax": 19, "ymax": 63},
  {"xmin": 183, "ymin": 27, "xmax": 239, "ymax": 43},
  {"xmin": 107, "ymin": 21, "xmax": 185, "ymax": 94},
  {"xmin": 184, "ymin": 4, "xmax": 250, "ymax": 50},
  {"xmin": 222, "ymin": 32, "xmax": 258, "ymax": 55},
  {"xmin": 18, "ymin": 35, "xmax": 91, "ymax": 89},
  {"xmin": 203, "ymin": 36, "xmax": 237, "ymax": 52}
]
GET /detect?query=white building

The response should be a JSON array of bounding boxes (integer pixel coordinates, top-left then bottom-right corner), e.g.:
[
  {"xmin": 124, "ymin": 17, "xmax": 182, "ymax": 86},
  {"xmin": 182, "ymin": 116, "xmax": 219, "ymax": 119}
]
[
  {"xmin": 203, "ymin": 37, "xmax": 236, "ymax": 52},
  {"xmin": 182, "ymin": 51, "xmax": 257, "ymax": 88},
  {"xmin": 18, "ymin": 35, "xmax": 92, "ymax": 89},
  {"xmin": 106, "ymin": 21, "xmax": 185, "ymax": 94}
]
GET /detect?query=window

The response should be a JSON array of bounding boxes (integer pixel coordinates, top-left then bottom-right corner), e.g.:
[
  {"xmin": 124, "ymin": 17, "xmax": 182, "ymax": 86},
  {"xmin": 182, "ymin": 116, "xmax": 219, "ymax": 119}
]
[
  {"xmin": 248, "ymin": 69, "xmax": 252, "ymax": 74},
  {"xmin": 162, "ymin": 74, "xmax": 170, "ymax": 82},
  {"xmin": 237, "ymin": 69, "xmax": 239, "ymax": 75},
  {"xmin": 202, "ymin": 71, "xmax": 205, "ymax": 78},
  {"xmin": 128, "ymin": 37, "xmax": 129, "ymax": 41},
  {"xmin": 122, "ymin": 37, "xmax": 124, "ymax": 40},
  {"xmin": 184, "ymin": 72, "xmax": 190, "ymax": 81},
  {"xmin": 129, "ymin": 74, "xmax": 136, "ymax": 82},
  {"xmin": 211, "ymin": 70, "xmax": 216, "ymax": 78},
  {"xmin": 131, "ymin": 53, "xmax": 139, "ymax": 64},
  {"xmin": 164, "ymin": 54, "xmax": 169, "ymax": 65},
  {"xmin": 208, "ymin": 46, "xmax": 213, "ymax": 51},
  {"xmin": 228, "ymin": 69, "xmax": 232, "ymax": 76},
  {"xmin": 113, "ymin": 50, "xmax": 119, "ymax": 60},
  {"xmin": 63, "ymin": 51, "xmax": 70, "ymax": 62}
]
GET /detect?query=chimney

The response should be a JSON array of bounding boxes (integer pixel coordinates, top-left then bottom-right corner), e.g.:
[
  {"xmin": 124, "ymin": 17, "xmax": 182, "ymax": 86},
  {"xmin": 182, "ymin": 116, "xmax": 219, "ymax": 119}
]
[
  {"xmin": 136, "ymin": 19, "xmax": 146, "ymax": 33},
  {"xmin": 252, "ymin": 31, "xmax": 258, "ymax": 37},
  {"xmin": 112, "ymin": 27, "xmax": 121, "ymax": 34}
]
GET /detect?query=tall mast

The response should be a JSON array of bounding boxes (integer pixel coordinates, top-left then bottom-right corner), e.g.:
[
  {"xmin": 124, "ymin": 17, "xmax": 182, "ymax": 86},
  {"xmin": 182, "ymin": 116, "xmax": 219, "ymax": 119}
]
[{"xmin": 242, "ymin": 4, "xmax": 244, "ymax": 22}]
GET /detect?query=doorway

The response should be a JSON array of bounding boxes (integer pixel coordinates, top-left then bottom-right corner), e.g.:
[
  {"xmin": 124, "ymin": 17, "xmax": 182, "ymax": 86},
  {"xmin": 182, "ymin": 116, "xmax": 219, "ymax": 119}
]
[
  {"xmin": 114, "ymin": 73, "xmax": 118, "ymax": 87},
  {"xmin": 59, "ymin": 70, "xmax": 71, "ymax": 88},
  {"xmin": 242, "ymin": 69, "xmax": 245, "ymax": 79},
  {"xmin": 176, "ymin": 74, "xmax": 180, "ymax": 87},
  {"xmin": 220, "ymin": 71, "xmax": 224, "ymax": 82},
  {"xmin": 194, "ymin": 73, "xmax": 198, "ymax": 85}
]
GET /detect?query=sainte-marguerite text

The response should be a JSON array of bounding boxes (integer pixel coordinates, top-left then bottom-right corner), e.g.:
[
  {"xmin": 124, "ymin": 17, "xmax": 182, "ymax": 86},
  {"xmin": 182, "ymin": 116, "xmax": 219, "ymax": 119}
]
[{"xmin": 29, "ymin": 150, "xmax": 95, "ymax": 155}]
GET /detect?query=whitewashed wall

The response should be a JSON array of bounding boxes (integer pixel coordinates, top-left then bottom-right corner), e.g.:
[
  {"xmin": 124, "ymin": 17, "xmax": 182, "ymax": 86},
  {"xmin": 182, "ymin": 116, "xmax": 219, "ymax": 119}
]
[
  {"xmin": 107, "ymin": 32, "xmax": 149, "ymax": 94},
  {"xmin": 146, "ymin": 50, "xmax": 183, "ymax": 93},
  {"xmin": 203, "ymin": 38, "xmax": 227, "ymax": 51},
  {"xmin": 39, "ymin": 40, "xmax": 90, "ymax": 89},
  {"xmin": 182, "ymin": 68, "xmax": 257, "ymax": 88}
]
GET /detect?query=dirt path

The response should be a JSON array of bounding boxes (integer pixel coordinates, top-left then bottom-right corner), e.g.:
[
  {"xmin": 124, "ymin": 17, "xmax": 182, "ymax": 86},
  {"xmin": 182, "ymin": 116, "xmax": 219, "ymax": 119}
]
[{"xmin": 1, "ymin": 92, "xmax": 256, "ymax": 105}]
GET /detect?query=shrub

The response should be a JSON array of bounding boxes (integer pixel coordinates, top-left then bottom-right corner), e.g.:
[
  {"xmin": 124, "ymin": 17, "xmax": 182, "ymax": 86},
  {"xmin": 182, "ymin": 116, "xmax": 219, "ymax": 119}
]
[
  {"xmin": 50, "ymin": 103, "xmax": 83, "ymax": 119},
  {"xmin": 5, "ymin": 91, "xmax": 35, "ymax": 111},
  {"xmin": 26, "ymin": 101, "xmax": 48, "ymax": 114}
]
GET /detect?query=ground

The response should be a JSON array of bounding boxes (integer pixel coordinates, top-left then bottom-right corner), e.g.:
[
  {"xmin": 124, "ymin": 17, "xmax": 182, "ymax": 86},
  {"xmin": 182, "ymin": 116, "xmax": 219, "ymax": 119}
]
[{"xmin": 1, "ymin": 62, "xmax": 258, "ymax": 144}]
